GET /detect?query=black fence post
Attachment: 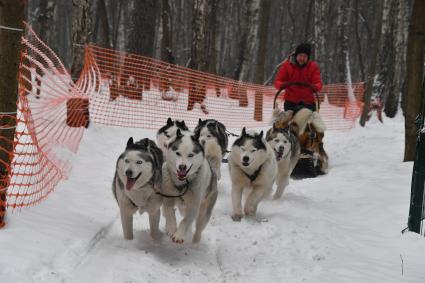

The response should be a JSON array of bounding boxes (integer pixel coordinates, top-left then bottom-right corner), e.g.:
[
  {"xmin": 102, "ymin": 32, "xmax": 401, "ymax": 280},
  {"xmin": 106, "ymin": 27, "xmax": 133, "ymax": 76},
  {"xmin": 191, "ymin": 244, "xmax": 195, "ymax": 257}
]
[{"xmin": 408, "ymin": 76, "xmax": 425, "ymax": 234}]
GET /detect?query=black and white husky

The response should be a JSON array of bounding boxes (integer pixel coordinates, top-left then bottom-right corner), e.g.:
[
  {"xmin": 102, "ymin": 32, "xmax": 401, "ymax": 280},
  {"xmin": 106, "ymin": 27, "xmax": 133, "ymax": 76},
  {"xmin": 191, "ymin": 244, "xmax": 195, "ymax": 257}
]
[
  {"xmin": 156, "ymin": 117, "xmax": 189, "ymax": 156},
  {"xmin": 161, "ymin": 129, "xmax": 218, "ymax": 244},
  {"xmin": 193, "ymin": 118, "xmax": 228, "ymax": 179},
  {"xmin": 112, "ymin": 137, "xmax": 164, "ymax": 240},
  {"xmin": 266, "ymin": 126, "xmax": 300, "ymax": 199},
  {"xmin": 228, "ymin": 128, "xmax": 277, "ymax": 221}
]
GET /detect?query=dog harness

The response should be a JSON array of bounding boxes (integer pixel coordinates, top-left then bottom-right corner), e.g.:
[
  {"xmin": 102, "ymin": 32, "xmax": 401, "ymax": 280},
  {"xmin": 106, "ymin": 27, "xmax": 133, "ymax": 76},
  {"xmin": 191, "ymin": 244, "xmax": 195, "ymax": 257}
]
[{"xmin": 242, "ymin": 164, "xmax": 263, "ymax": 183}]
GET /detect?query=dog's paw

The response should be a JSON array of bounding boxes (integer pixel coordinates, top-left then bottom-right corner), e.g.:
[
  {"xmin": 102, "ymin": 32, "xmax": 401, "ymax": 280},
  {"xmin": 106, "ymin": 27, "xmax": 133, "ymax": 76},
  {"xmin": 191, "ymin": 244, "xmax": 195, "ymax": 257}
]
[
  {"xmin": 272, "ymin": 193, "xmax": 282, "ymax": 200},
  {"xmin": 171, "ymin": 231, "xmax": 185, "ymax": 244},
  {"xmin": 165, "ymin": 224, "xmax": 177, "ymax": 237},
  {"xmin": 150, "ymin": 230, "xmax": 162, "ymax": 240},
  {"xmin": 231, "ymin": 213, "xmax": 243, "ymax": 222},
  {"xmin": 244, "ymin": 208, "xmax": 256, "ymax": 217}
]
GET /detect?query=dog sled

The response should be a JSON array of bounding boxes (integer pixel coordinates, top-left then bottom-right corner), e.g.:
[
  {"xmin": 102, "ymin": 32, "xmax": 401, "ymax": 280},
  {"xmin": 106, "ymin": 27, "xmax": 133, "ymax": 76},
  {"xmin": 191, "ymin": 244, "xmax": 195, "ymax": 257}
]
[{"xmin": 272, "ymin": 83, "xmax": 329, "ymax": 178}]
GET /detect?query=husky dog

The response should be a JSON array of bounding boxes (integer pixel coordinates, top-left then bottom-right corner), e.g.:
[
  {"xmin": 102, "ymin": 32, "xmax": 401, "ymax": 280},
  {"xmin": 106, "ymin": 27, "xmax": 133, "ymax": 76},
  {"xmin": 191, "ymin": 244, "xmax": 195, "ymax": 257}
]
[
  {"xmin": 161, "ymin": 129, "xmax": 218, "ymax": 244},
  {"xmin": 228, "ymin": 128, "xmax": 277, "ymax": 221},
  {"xmin": 193, "ymin": 118, "xmax": 228, "ymax": 179},
  {"xmin": 112, "ymin": 137, "xmax": 164, "ymax": 240},
  {"xmin": 156, "ymin": 117, "xmax": 189, "ymax": 157},
  {"xmin": 266, "ymin": 126, "xmax": 300, "ymax": 199}
]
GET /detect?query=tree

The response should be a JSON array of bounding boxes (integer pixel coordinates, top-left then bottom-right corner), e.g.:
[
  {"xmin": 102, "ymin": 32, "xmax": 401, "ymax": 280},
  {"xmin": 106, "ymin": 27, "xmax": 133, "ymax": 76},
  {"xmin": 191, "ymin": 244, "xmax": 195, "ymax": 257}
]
[
  {"xmin": 160, "ymin": 0, "xmax": 173, "ymax": 63},
  {"xmin": 93, "ymin": 0, "xmax": 111, "ymax": 48},
  {"xmin": 403, "ymin": 0, "xmax": 425, "ymax": 161},
  {"xmin": 359, "ymin": 0, "xmax": 384, "ymax": 127},
  {"xmin": 254, "ymin": 0, "xmax": 271, "ymax": 121},
  {"xmin": 0, "ymin": 0, "xmax": 25, "ymax": 227},
  {"xmin": 71, "ymin": 0, "xmax": 92, "ymax": 81},
  {"xmin": 234, "ymin": 0, "xmax": 260, "ymax": 81},
  {"xmin": 126, "ymin": 0, "xmax": 158, "ymax": 57}
]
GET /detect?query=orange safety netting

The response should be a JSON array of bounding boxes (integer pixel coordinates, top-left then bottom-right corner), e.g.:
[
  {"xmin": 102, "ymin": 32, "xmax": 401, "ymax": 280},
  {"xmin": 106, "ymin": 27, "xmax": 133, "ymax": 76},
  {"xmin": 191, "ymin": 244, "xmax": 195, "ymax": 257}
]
[{"xmin": 5, "ymin": 26, "xmax": 363, "ymax": 209}]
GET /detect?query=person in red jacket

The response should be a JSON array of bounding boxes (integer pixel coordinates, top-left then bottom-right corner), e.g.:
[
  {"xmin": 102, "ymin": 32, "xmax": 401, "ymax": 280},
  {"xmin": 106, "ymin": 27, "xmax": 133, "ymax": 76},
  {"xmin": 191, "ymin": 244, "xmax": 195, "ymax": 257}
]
[{"xmin": 274, "ymin": 43, "xmax": 323, "ymax": 112}]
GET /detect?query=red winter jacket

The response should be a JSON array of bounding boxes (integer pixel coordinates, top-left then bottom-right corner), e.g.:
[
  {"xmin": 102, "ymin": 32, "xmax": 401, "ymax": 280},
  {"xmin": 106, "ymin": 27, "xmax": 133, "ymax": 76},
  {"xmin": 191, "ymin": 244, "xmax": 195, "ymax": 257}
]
[{"xmin": 273, "ymin": 56, "xmax": 323, "ymax": 104}]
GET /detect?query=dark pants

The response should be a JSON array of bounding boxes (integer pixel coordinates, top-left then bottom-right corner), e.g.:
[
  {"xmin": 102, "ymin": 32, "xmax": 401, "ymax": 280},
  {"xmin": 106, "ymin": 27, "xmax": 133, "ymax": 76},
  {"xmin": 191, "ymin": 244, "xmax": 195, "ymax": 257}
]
[{"xmin": 284, "ymin": 101, "xmax": 316, "ymax": 113}]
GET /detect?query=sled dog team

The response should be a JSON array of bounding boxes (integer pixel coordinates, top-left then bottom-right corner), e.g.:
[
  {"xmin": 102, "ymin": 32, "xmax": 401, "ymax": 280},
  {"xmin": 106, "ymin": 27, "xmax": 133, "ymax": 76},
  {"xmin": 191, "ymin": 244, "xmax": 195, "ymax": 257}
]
[{"xmin": 112, "ymin": 117, "xmax": 301, "ymax": 244}]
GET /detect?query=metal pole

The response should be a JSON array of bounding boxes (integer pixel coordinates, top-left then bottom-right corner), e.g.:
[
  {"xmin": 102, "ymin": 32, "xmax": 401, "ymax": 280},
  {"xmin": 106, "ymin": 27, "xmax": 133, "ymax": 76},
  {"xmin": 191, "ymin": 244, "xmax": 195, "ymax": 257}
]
[{"xmin": 407, "ymin": 76, "xmax": 425, "ymax": 234}]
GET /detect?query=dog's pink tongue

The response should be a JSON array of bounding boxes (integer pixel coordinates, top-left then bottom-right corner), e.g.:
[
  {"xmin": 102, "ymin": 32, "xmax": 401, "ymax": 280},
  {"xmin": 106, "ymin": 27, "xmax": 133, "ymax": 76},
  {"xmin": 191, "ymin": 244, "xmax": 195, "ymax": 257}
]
[
  {"xmin": 177, "ymin": 171, "xmax": 187, "ymax": 180},
  {"xmin": 126, "ymin": 178, "xmax": 136, "ymax": 190}
]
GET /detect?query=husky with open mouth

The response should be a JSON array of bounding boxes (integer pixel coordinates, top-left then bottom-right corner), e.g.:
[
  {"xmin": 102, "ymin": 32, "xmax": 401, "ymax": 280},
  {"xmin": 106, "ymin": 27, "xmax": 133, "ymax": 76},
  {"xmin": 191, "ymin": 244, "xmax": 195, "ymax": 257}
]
[
  {"xmin": 228, "ymin": 128, "xmax": 277, "ymax": 221},
  {"xmin": 112, "ymin": 137, "xmax": 163, "ymax": 240},
  {"xmin": 266, "ymin": 125, "xmax": 300, "ymax": 199},
  {"xmin": 161, "ymin": 129, "xmax": 218, "ymax": 244}
]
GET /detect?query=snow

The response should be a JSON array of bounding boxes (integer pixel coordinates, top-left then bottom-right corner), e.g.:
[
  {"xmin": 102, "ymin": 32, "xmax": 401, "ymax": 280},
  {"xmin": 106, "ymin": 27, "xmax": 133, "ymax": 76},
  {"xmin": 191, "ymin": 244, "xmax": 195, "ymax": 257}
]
[{"xmin": 1, "ymin": 114, "xmax": 425, "ymax": 283}]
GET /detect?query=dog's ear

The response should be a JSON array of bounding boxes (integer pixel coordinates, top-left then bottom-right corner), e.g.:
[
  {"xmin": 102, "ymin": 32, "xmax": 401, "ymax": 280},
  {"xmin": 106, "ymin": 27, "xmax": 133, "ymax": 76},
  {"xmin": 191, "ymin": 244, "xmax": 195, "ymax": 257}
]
[
  {"xmin": 127, "ymin": 137, "xmax": 134, "ymax": 147},
  {"xmin": 166, "ymin": 117, "xmax": 173, "ymax": 125},
  {"xmin": 258, "ymin": 130, "xmax": 263, "ymax": 139},
  {"xmin": 176, "ymin": 128, "xmax": 183, "ymax": 139},
  {"xmin": 241, "ymin": 127, "xmax": 246, "ymax": 136},
  {"xmin": 198, "ymin": 118, "xmax": 202, "ymax": 125},
  {"xmin": 180, "ymin": 120, "xmax": 188, "ymax": 130}
]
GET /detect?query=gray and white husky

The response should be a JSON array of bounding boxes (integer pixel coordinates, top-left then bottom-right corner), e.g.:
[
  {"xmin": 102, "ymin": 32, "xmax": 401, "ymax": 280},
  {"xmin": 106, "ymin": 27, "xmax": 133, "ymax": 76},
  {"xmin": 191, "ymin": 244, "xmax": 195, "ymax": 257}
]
[
  {"xmin": 156, "ymin": 117, "xmax": 189, "ymax": 157},
  {"xmin": 266, "ymin": 126, "xmax": 300, "ymax": 199},
  {"xmin": 161, "ymin": 129, "xmax": 218, "ymax": 244},
  {"xmin": 112, "ymin": 137, "xmax": 164, "ymax": 240},
  {"xmin": 228, "ymin": 128, "xmax": 277, "ymax": 221},
  {"xmin": 193, "ymin": 118, "xmax": 228, "ymax": 180}
]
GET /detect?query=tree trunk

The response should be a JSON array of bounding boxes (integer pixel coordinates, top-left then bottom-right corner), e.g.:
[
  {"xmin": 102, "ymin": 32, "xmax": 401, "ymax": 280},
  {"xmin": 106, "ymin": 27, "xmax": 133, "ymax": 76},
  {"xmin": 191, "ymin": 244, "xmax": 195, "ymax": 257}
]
[
  {"xmin": 38, "ymin": 0, "xmax": 57, "ymax": 52},
  {"xmin": 353, "ymin": 0, "xmax": 365, "ymax": 81},
  {"xmin": 93, "ymin": 0, "xmax": 111, "ymax": 48},
  {"xmin": 0, "ymin": 0, "xmax": 25, "ymax": 227},
  {"xmin": 375, "ymin": 0, "xmax": 397, "ymax": 117},
  {"xmin": 313, "ymin": 0, "xmax": 328, "ymax": 82},
  {"xmin": 71, "ymin": 0, "xmax": 92, "ymax": 81},
  {"xmin": 254, "ymin": 0, "xmax": 271, "ymax": 122},
  {"xmin": 206, "ymin": 0, "xmax": 219, "ymax": 74},
  {"xmin": 126, "ymin": 0, "xmax": 158, "ymax": 57},
  {"xmin": 359, "ymin": 0, "xmax": 384, "ymax": 127},
  {"xmin": 386, "ymin": 0, "xmax": 408, "ymax": 117},
  {"xmin": 160, "ymin": 0, "xmax": 173, "ymax": 63},
  {"xmin": 234, "ymin": 0, "xmax": 260, "ymax": 81},
  {"xmin": 404, "ymin": 0, "xmax": 425, "ymax": 161}
]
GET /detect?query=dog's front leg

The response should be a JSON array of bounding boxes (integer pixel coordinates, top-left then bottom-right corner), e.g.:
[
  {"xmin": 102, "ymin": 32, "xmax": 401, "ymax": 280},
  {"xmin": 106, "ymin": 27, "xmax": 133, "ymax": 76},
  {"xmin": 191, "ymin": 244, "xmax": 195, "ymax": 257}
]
[
  {"xmin": 231, "ymin": 183, "xmax": 244, "ymax": 221},
  {"xmin": 163, "ymin": 198, "xmax": 177, "ymax": 237},
  {"xmin": 148, "ymin": 207, "xmax": 161, "ymax": 240},
  {"xmin": 245, "ymin": 185, "xmax": 268, "ymax": 217},
  {"xmin": 172, "ymin": 196, "xmax": 201, "ymax": 244},
  {"xmin": 273, "ymin": 174, "xmax": 289, "ymax": 200},
  {"xmin": 119, "ymin": 207, "xmax": 135, "ymax": 240}
]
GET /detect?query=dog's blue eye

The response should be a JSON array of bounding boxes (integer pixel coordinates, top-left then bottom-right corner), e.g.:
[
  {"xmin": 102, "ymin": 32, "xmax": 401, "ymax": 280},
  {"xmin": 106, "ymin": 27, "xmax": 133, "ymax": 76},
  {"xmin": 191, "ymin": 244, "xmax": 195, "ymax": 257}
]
[
  {"xmin": 137, "ymin": 160, "xmax": 143, "ymax": 164},
  {"xmin": 176, "ymin": 152, "xmax": 181, "ymax": 156},
  {"xmin": 188, "ymin": 153, "xmax": 194, "ymax": 158}
]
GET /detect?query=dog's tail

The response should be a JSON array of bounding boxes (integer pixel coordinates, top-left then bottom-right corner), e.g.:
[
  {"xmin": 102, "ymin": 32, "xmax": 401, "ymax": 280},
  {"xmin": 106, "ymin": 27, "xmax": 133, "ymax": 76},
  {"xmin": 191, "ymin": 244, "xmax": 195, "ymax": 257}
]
[
  {"xmin": 291, "ymin": 108, "xmax": 313, "ymax": 136},
  {"xmin": 204, "ymin": 139, "xmax": 222, "ymax": 180}
]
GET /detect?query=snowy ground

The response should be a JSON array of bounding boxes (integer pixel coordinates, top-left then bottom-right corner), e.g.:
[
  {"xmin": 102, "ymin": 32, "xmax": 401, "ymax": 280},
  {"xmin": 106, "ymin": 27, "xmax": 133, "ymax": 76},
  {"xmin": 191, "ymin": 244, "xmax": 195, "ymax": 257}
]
[{"xmin": 1, "ymin": 114, "xmax": 425, "ymax": 283}]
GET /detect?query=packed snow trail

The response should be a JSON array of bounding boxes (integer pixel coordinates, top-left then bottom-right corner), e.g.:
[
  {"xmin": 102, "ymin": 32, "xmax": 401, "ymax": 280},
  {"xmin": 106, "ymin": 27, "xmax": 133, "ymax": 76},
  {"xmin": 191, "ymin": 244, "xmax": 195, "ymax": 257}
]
[{"xmin": 1, "ymin": 116, "xmax": 425, "ymax": 282}]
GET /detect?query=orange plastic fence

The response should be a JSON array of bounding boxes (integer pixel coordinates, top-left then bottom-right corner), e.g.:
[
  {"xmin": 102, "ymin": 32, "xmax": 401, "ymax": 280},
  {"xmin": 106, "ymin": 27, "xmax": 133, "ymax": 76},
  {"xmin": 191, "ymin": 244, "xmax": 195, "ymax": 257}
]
[{"xmin": 5, "ymin": 26, "xmax": 363, "ymax": 209}]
